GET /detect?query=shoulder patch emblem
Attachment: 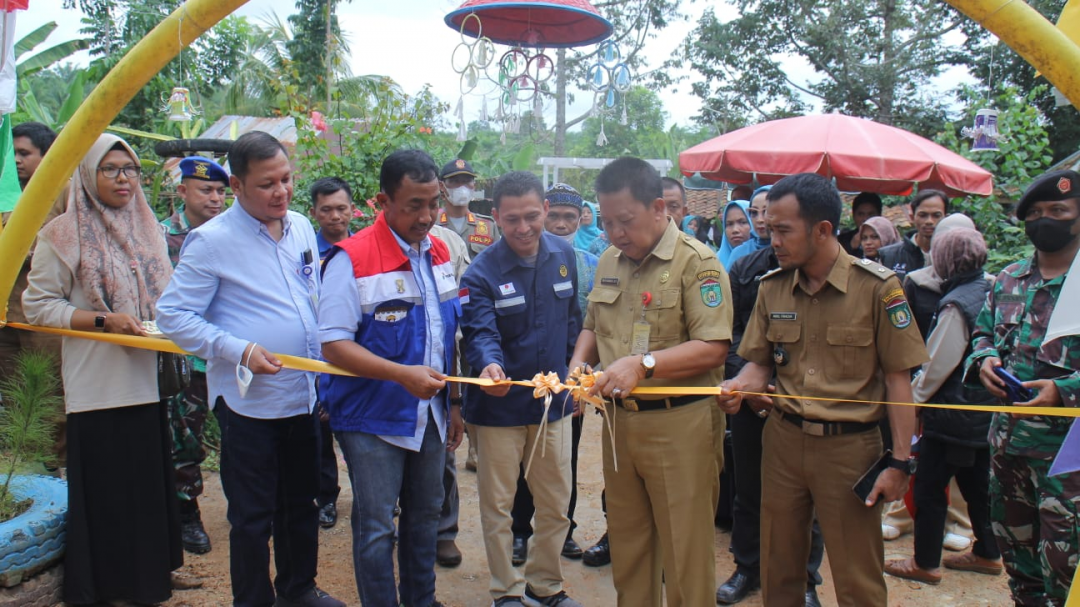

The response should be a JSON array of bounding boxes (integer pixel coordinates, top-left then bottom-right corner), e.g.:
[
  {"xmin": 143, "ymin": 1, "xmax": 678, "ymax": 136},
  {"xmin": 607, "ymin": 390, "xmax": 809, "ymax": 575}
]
[
  {"xmin": 475, "ymin": 221, "xmax": 489, "ymax": 236},
  {"xmin": 697, "ymin": 269, "xmax": 721, "ymax": 282},
  {"xmin": 468, "ymin": 233, "xmax": 493, "ymax": 246},
  {"xmin": 885, "ymin": 294, "xmax": 912, "ymax": 329},
  {"xmin": 700, "ymin": 278, "xmax": 723, "ymax": 307}
]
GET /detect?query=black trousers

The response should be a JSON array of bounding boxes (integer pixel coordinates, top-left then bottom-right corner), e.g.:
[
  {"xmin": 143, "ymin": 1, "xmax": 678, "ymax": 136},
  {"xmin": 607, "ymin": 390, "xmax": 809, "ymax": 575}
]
[
  {"xmin": 317, "ymin": 415, "xmax": 341, "ymax": 508},
  {"xmin": 913, "ymin": 436, "xmax": 999, "ymax": 569},
  {"xmin": 730, "ymin": 405, "xmax": 824, "ymax": 585},
  {"xmin": 512, "ymin": 413, "xmax": 584, "ymax": 539},
  {"xmin": 215, "ymin": 398, "xmax": 320, "ymax": 607}
]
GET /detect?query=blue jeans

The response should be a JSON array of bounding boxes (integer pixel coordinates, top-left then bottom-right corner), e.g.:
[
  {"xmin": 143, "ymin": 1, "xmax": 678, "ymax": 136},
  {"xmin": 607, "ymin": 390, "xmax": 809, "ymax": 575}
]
[{"xmin": 337, "ymin": 411, "xmax": 446, "ymax": 607}]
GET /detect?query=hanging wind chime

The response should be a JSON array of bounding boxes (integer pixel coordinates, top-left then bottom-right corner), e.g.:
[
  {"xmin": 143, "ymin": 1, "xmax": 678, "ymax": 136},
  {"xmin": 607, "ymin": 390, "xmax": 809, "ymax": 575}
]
[{"xmin": 161, "ymin": 11, "xmax": 200, "ymax": 123}]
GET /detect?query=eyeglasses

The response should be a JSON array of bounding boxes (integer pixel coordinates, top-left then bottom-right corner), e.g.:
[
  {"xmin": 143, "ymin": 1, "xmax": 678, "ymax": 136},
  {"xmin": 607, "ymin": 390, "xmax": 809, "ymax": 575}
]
[{"xmin": 98, "ymin": 165, "xmax": 142, "ymax": 179}]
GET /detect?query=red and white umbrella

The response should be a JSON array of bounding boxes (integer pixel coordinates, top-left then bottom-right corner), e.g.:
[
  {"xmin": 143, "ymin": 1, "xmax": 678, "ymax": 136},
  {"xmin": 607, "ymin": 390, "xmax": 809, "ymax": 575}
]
[{"xmin": 679, "ymin": 114, "xmax": 994, "ymax": 197}]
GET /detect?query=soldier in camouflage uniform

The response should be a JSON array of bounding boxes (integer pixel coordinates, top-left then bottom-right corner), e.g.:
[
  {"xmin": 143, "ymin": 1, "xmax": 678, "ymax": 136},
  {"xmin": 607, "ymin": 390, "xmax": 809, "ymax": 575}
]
[
  {"xmin": 160, "ymin": 156, "xmax": 228, "ymax": 554},
  {"xmin": 965, "ymin": 170, "xmax": 1080, "ymax": 607}
]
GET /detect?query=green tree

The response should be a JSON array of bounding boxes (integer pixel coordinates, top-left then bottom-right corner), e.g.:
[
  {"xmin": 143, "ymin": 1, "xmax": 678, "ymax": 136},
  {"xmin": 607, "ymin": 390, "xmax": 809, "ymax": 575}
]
[
  {"xmin": 684, "ymin": 0, "xmax": 977, "ymax": 137},
  {"xmin": 966, "ymin": 0, "xmax": 1080, "ymax": 162},
  {"xmin": 936, "ymin": 85, "xmax": 1051, "ymax": 272},
  {"xmin": 286, "ymin": 0, "xmax": 351, "ymax": 111},
  {"xmin": 573, "ymin": 85, "xmax": 668, "ymax": 157}
]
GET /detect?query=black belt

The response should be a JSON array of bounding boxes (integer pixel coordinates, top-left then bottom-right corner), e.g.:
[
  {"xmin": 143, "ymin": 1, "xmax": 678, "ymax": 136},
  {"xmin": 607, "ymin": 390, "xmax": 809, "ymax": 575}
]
[
  {"xmin": 613, "ymin": 394, "xmax": 703, "ymax": 412},
  {"xmin": 776, "ymin": 410, "xmax": 878, "ymax": 437}
]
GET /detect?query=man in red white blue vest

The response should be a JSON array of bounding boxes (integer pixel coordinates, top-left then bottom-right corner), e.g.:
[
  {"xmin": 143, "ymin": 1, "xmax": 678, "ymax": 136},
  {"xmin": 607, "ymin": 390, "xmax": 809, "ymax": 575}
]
[{"xmin": 318, "ymin": 150, "xmax": 464, "ymax": 607}]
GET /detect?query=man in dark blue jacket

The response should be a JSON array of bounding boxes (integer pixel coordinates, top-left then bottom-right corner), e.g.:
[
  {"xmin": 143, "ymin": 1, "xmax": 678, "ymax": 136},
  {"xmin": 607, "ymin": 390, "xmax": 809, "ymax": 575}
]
[{"xmin": 460, "ymin": 171, "xmax": 583, "ymax": 607}]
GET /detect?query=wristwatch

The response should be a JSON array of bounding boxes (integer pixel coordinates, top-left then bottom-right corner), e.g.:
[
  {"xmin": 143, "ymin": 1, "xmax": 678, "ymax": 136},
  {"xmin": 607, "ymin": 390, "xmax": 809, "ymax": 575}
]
[
  {"xmin": 641, "ymin": 352, "xmax": 656, "ymax": 379},
  {"xmin": 94, "ymin": 314, "xmax": 107, "ymax": 330},
  {"xmin": 887, "ymin": 456, "xmax": 917, "ymax": 475}
]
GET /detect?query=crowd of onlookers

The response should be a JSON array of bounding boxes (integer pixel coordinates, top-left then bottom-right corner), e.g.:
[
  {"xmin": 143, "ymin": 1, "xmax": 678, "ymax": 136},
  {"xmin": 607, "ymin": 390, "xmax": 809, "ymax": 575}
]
[{"xmin": 1, "ymin": 121, "xmax": 1078, "ymax": 607}]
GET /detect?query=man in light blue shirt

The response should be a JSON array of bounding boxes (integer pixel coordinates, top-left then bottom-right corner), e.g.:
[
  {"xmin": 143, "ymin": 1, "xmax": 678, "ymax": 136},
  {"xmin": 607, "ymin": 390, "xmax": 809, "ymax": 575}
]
[
  {"xmin": 319, "ymin": 150, "xmax": 463, "ymax": 607},
  {"xmin": 156, "ymin": 132, "xmax": 344, "ymax": 607}
]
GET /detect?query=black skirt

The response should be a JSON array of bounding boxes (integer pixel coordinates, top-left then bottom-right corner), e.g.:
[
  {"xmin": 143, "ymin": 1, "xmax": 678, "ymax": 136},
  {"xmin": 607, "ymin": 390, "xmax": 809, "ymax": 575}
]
[{"xmin": 63, "ymin": 401, "xmax": 183, "ymax": 605}]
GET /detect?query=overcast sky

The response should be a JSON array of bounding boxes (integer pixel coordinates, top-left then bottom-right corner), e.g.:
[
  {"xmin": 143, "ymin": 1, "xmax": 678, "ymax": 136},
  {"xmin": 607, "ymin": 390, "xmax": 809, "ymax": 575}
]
[{"xmin": 18, "ymin": 0, "xmax": 972, "ymax": 132}]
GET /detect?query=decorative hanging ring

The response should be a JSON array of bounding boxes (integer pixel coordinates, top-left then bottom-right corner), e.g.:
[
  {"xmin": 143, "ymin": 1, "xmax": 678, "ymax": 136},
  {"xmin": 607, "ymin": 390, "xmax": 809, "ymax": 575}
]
[
  {"xmin": 499, "ymin": 49, "xmax": 529, "ymax": 79},
  {"xmin": 460, "ymin": 66, "xmax": 480, "ymax": 95},
  {"xmin": 451, "ymin": 42, "xmax": 474, "ymax": 74},
  {"xmin": 587, "ymin": 64, "xmax": 609, "ymax": 93},
  {"xmin": 611, "ymin": 63, "xmax": 632, "ymax": 93},
  {"xmin": 528, "ymin": 53, "xmax": 555, "ymax": 84},
  {"xmin": 459, "ymin": 13, "xmax": 482, "ymax": 43},
  {"xmin": 510, "ymin": 75, "xmax": 539, "ymax": 103},
  {"xmin": 598, "ymin": 41, "xmax": 621, "ymax": 67},
  {"xmin": 473, "ymin": 37, "xmax": 496, "ymax": 69}
]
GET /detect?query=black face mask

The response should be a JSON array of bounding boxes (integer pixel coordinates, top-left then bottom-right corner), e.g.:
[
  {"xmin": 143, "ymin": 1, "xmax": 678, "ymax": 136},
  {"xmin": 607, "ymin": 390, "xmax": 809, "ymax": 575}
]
[{"xmin": 1025, "ymin": 216, "xmax": 1079, "ymax": 253}]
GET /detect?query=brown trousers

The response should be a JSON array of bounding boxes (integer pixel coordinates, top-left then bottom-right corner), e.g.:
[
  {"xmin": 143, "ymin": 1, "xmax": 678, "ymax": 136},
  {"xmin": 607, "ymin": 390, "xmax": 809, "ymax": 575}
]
[
  {"xmin": 761, "ymin": 412, "xmax": 887, "ymax": 607},
  {"xmin": 602, "ymin": 399, "xmax": 719, "ymax": 607}
]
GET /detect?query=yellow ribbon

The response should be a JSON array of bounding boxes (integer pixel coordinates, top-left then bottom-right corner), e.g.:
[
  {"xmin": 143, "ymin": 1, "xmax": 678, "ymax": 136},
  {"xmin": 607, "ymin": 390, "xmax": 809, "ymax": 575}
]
[{"xmin": 6, "ymin": 322, "xmax": 1079, "ymax": 418}]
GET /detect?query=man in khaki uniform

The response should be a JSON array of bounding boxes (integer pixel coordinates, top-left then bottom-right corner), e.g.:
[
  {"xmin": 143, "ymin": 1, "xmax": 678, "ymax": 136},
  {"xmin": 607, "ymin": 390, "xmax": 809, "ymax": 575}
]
[
  {"xmin": 717, "ymin": 173, "xmax": 928, "ymax": 607},
  {"xmin": 437, "ymin": 158, "xmax": 500, "ymax": 261},
  {"xmin": 570, "ymin": 157, "xmax": 732, "ymax": 607}
]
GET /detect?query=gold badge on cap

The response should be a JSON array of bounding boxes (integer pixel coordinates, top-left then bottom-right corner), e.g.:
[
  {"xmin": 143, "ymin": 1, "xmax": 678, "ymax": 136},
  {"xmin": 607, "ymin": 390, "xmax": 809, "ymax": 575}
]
[
  {"xmin": 455, "ymin": 159, "xmax": 466, "ymax": 169},
  {"xmin": 193, "ymin": 162, "xmax": 209, "ymax": 179},
  {"xmin": 1059, "ymin": 177, "xmax": 1072, "ymax": 193},
  {"xmin": 559, "ymin": 264, "xmax": 568, "ymax": 277}
]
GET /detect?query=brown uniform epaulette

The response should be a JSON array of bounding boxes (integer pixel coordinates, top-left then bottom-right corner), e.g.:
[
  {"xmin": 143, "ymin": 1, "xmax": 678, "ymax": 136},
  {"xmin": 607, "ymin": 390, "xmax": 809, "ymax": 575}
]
[
  {"xmin": 759, "ymin": 267, "xmax": 788, "ymax": 281},
  {"xmin": 681, "ymin": 234, "xmax": 718, "ymax": 260},
  {"xmin": 851, "ymin": 257, "xmax": 895, "ymax": 280}
]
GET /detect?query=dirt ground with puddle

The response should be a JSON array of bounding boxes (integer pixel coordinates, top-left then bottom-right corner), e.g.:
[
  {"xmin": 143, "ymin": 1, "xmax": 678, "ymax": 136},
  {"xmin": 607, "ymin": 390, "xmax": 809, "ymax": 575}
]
[{"xmin": 161, "ymin": 417, "xmax": 1011, "ymax": 606}]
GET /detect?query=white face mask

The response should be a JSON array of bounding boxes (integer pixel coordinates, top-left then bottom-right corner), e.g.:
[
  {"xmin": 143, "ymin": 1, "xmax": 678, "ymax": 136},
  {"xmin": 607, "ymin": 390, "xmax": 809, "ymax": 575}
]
[
  {"xmin": 558, "ymin": 231, "xmax": 576, "ymax": 245},
  {"xmin": 236, "ymin": 343, "xmax": 256, "ymax": 398},
  {"xmin": 448, "ymin": 185, "xmax": 472, "ymax": 207},
  {"xmin": 236, "ymin": 363, "xmax": 253, "ymax": 398}
]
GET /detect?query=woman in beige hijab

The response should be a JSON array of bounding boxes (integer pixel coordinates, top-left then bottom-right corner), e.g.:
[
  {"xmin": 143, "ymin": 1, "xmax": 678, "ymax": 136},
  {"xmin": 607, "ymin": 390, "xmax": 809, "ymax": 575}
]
[{"xmin": 24, "ymin": 133, "xmax": 182, "ymax": 605}]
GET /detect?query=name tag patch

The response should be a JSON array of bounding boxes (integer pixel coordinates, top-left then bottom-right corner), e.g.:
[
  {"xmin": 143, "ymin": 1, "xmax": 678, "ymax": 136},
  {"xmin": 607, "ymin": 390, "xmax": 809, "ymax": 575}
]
[
  {"xmin": 600, "ymin": 277, "xmax": 620, "ymax": 286},
  {"xmin": 495, "ymin": 295, "xmax": 526, "ymax": 309},
  {"xmin": 770, "ymin": 312, "xmax": 797, "ymax": 321},
  {"xmin": 374, "ymin": 306, "xmax": 409, "ymax": 322},
  {"xmin": 553, "ymin": 281, "xmax": 573, "ymax": 293}
]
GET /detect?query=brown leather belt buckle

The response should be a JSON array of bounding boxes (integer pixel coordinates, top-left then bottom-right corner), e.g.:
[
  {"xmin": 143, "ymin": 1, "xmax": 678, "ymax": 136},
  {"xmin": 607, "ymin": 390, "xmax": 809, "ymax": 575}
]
[
  {"xmin": 623, "ymin": 398, "xmax": 639, "ymax": 412},
  {"xmin": 800, "ymin": 420, "xmax": 826, "ymax": 437}
]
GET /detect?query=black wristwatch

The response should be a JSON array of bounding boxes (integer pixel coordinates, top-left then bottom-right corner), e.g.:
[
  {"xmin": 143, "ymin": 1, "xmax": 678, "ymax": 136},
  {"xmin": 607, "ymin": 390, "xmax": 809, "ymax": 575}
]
[
  {"xmin": 450, "ymin": 397, "xmax": 464, "ymax": 406},
  {"xmin": 887, "ymin": 456, "xmax": 917, "ymax": 475},
  {"xmin": 94, "ymin": 314, "xmax": 107, "ymax": 330}
]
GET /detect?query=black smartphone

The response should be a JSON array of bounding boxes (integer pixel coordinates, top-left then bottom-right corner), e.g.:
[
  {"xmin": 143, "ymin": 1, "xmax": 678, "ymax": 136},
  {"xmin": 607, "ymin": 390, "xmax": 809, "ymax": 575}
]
[
  {"xmin": 853, "ymin": 450, "xmax": 892, "ymax": 505},
  {"xmin": 994, "ymin": 367, "xmax": 1035, "ymax": 402}
]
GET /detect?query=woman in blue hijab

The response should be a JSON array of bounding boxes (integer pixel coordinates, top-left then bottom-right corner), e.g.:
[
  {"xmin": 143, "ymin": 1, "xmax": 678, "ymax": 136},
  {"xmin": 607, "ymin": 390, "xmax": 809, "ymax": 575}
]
[
  {"xmin": 574, "ymin": 201, "xmax": 604, "ymax": 251},
  {"xmin": 726, "ymin": 185, "xmax": 773, "ymax": 266},
  {"xmin": 716, "ymin": 199, "xmax": 753, "ymax": 269},
  {"xmin": 682, "ymin": 214, "xmax": 715, "ymax": 250}
]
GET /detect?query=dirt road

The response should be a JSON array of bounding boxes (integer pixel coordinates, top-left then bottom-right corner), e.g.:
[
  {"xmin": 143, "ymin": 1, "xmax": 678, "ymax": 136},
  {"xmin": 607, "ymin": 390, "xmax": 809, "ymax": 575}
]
[{"xmin": 163, "ymin": 417, "xmax": 1010, "ymax": 606}]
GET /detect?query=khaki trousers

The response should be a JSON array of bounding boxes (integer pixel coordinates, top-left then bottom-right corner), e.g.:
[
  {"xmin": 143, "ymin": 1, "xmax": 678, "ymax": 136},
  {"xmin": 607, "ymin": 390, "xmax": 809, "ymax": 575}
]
[
  {"xmin": 470, "ymin": 417, "xmax": 571, "ymax": 599},
  {"xmin": 761, "ymin": 413, "xmax": 886, "ymax": 607},
  {"xmin": 602, "ymin": 399, "xmax": 718, "ymax": 607}
]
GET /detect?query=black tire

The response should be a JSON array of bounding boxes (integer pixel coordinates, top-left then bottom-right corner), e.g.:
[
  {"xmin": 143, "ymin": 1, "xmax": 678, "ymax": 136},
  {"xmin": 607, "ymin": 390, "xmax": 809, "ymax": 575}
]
[
  {"xmin": 0, "ymin": 564, "xmax": 62, "ymax": 607},
  {"xmin": 0, "ymin": 475, "xmax": 67, "ymax": 588},
  {"xmin": 153, "ymin": 138, "xmax": 233, "ymax": 158}
]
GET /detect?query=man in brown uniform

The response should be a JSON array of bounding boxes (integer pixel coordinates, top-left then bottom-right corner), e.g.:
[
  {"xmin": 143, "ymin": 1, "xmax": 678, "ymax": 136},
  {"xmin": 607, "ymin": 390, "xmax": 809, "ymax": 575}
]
[
  {"xmin": 570, "ymin": 157, "xmax": 732, "ymax": 607},
  {"xmin": 437, "ymin": 158, "xmax": 500, "ymax": 261},
  {"xmin": 717, "ymin": 173, "xmax": 928, "ymax": 607}
]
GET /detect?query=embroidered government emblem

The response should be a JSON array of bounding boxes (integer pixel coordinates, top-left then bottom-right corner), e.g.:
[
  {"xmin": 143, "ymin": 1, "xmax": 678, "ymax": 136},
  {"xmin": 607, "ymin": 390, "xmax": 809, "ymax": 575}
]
[{"xmin": 700, "ymin": 278, "xmax": 722, "ymax": 307}]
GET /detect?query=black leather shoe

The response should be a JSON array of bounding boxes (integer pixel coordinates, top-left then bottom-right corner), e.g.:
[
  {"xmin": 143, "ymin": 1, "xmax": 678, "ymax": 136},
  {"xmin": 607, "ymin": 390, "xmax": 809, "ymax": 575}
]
[
  {"xmin": 804, "ymin": 586, "xmax": 822, "ymax": 607},
  {"xmin": 180, "ymin": 502, "xmax": 211, "ymax": 555},
  {"xmin": 273, "ymin": 587, "xmax": 345, "ymax": 607},
  {"xmin": 561, "ymin": 536, "xmax": 583, "ymax": 559},
  {"xmin": 512, "ymin": 536, "xmax": 528, "ymax": 566},
  {"xmin": 582, "ymin": 533, "xmax": 610, "ymax": 567},
  {"xmin": 715, "ymin": 570, "xmax": 759, "ymax": 604},
  {"xmin": 318, "ymin": 503, "xmax": 337, "ymax": 529}
]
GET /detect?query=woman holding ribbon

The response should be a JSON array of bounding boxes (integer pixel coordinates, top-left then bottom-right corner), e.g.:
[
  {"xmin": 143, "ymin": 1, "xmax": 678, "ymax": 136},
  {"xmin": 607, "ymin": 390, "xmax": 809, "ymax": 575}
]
[{"xmin": 23, "ymin": 133, "xmax": 182, "ymax": 605}]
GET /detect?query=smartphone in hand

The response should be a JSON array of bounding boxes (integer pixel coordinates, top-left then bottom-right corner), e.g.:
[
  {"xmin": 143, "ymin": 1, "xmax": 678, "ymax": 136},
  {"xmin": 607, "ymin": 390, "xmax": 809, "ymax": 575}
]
[
  {"xmin": 853, "ymin": 450, "xmax": 892, "ymax": 505},
  {"xmin": 993, "ymin": 367, "xmax": 1035, "ymax": 403}
]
